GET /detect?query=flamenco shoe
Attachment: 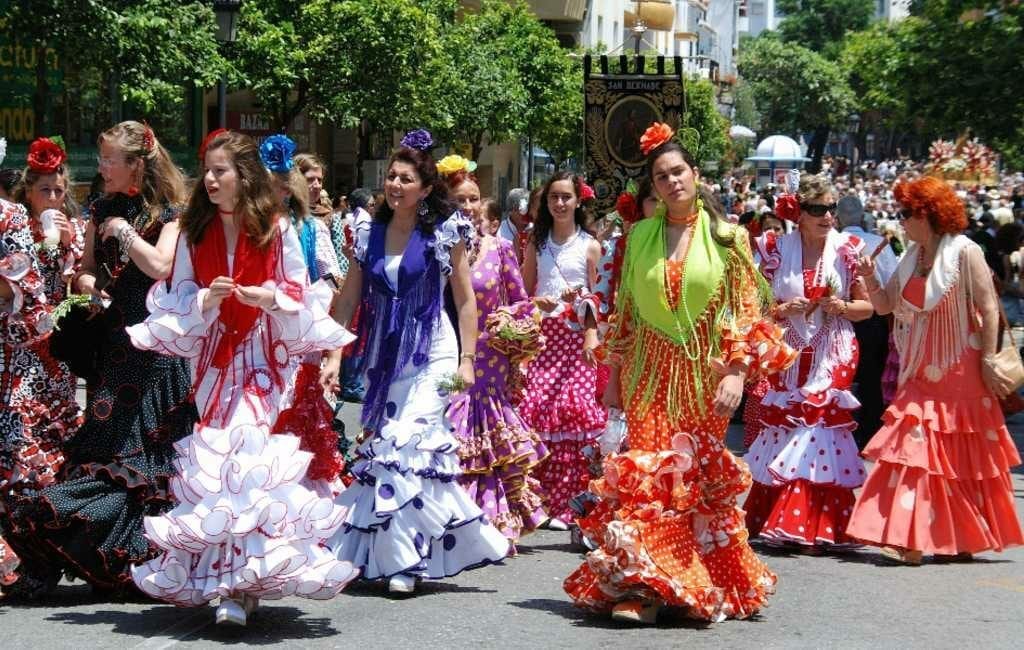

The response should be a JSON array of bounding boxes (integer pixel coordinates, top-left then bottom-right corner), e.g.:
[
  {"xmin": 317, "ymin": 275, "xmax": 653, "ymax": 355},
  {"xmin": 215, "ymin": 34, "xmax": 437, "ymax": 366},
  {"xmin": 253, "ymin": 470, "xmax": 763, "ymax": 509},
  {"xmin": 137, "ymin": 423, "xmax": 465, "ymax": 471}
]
[
  {"xmin": 544, "ymin": 518, "xmax": 569, "ymax": 531},
  {"xmin": 215, "ymin": 598, "xmax": 248, "ymax": 626},
  {"xmin": 388, "ymin": 573, "xmax": 417, "ymax": 595},
  {"xmin": 611, "ymin": 600, "xmax": 661, "ymax": 625},
  {"xmin": 878, "ymin": 546, "xmax": 923, "ymax": 566},
  {"xmin": 242, "ymin": 593, "xmax": 259, "ymax": 616}
]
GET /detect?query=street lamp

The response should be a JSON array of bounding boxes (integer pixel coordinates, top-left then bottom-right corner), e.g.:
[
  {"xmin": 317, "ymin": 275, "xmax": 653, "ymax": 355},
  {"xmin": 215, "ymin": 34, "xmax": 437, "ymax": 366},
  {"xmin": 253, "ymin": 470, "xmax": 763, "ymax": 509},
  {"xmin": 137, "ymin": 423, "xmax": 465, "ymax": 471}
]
[
  {"xmin": 847, "ymin": 112, "xmax": 861, "ymax": 184},
  {"xmin": 213, "ymin": 0, "xmax": 243, "ymax": 129}
]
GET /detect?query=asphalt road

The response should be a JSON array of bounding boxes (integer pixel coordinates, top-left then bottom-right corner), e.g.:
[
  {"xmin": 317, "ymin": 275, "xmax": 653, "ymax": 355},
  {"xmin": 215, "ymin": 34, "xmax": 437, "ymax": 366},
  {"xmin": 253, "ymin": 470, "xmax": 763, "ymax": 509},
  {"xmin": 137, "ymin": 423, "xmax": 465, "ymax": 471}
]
[{"xmin": 3, "ymin": 403, "xmax": 1022, "ymax": 649}]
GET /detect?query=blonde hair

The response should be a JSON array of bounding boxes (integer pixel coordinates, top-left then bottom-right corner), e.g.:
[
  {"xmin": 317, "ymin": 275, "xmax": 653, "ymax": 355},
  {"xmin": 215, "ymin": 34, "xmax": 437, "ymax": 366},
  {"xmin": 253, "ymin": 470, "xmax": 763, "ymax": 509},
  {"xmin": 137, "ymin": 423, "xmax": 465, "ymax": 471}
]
[
  {"xmin": 293, "ymin": 153, "xmax": 324, "ymax": 176},
  {"xmin": 279, "ymin": 167, "xmax": 310, "ymax": 218},
  {"xmin": 98, "ymin": 121, "xmax": 186, "ymax": 221},
  {"xmin": 796, "ymin": 172, "xmax": 833, "ymax": 204}
]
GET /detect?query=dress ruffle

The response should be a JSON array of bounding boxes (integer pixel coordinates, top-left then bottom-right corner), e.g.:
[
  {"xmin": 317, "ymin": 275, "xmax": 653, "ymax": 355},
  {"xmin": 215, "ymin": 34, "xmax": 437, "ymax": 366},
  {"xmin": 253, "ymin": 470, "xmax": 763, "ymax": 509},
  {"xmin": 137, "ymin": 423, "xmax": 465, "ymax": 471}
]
[
  {"xmin": 564, "ymin": 434, "xmax": 776, "ymax": 620},
  {"xmin": 747, "ymin": 423, "xmax": 865, "ymax": 488},
  {"xmin": 273, "ymin": 362, "xmax": 345, "ymax": 482},
  {"xmin": 327, "ymin": 417, "xmax": 509, "ymax": 579},
  {"xmin": 714, "ymin": 320, "xmax": 798, "ymax": 380},
  {"xmin": 847, "ymin": 380, "xmax": 1024, "ymax": 554},
  {"xmin": 0, "ymin": 536, "xmax": 18, "ymax": 587},
  {"xmin": 131, "ymin": 424, "xmax": 357, "ymax": 604},
  {"xmin": 745, "ymin": 479, "xmax": 859, "ymax": 546}
]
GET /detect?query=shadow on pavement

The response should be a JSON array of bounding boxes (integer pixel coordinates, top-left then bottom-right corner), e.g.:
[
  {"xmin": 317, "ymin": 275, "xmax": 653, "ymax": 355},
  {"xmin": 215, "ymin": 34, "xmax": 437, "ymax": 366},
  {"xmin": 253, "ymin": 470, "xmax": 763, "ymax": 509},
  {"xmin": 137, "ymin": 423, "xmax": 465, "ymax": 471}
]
[
  {"xmin": 45, "ymin": 605, "xmax": 339, "ymax": 644},
  {"xmin": 509, "ymin": 597, "xmax": 764, "ymax": 629},
  {"xmin": 341, "ymin": 579, "xmax": 497, "ymax": 597}
]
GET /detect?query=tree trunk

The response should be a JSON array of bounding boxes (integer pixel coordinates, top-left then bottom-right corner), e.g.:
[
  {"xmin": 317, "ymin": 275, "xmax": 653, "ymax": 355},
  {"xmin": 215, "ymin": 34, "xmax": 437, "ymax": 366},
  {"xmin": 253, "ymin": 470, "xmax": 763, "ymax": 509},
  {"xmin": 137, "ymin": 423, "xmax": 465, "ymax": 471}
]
[
  {"xmin": 471, "ymin": 134, "xmax": 484, "ymax": 162},
  {"xmin": 807, "ymin": 125, "xmax": 830, "ymax": 173},
  {"xmin": 32, "ymin": 45, "xmax": 49, "ymax": 137}
]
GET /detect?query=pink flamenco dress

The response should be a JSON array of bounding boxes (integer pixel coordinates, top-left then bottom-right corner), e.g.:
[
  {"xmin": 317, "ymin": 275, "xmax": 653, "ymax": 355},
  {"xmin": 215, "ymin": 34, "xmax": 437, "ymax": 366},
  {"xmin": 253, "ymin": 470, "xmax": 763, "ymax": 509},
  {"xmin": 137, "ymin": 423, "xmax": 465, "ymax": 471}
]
[
  {"xmin": 126, "ymin": 218, "xmax": 359, "ymax": 607},
  {"xmin": 519, "ymin": 228, "xmax": 607, "ymax": 525},
  {"xmin": 847, "ymin": 236, "xmax": 1024, "ymax": 555},
  {"xmin": 744, "ymin": 230, "xmax": 867, "ymax": 548}
]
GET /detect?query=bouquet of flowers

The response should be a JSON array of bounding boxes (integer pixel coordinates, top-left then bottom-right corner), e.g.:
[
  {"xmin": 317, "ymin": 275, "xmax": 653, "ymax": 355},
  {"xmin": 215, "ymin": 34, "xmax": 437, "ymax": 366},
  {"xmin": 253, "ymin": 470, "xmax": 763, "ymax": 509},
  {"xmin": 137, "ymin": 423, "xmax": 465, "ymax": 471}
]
[
  {"xmin": 436, "ymin": 372, "xmax": 468, "ymax": 395},
  {"xmin": 484, "ymin": 302, "xmax": 545, "ymax": 364}
]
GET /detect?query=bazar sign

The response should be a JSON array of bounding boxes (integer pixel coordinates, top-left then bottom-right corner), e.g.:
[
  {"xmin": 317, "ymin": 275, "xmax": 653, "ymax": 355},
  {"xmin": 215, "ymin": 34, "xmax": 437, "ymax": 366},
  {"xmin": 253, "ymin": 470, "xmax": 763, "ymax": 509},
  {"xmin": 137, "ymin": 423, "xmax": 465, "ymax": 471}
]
[{"xmin": 0, "ymin": 9, "xmax": 63, "ymax": 142}]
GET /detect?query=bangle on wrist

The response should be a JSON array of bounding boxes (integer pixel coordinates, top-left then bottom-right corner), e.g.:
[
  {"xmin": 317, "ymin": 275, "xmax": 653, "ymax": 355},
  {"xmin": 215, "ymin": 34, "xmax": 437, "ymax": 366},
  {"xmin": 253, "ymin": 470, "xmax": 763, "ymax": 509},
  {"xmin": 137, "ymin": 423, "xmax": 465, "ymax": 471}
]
[{"xmin": 460, "ymin": 352, "xmax": 476, "ymax": 362}]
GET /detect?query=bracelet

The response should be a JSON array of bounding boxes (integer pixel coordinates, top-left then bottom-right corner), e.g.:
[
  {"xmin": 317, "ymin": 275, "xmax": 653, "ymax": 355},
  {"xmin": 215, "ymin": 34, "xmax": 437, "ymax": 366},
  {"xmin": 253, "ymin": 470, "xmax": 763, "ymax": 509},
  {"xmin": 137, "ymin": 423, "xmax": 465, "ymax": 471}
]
[
  {"xmin": 118, "ymin": 225, "xmax": 139, "ymax": 262},
  {"xmin": 460, "ymin": 352, "xmax": 476, "ymax": 361}
]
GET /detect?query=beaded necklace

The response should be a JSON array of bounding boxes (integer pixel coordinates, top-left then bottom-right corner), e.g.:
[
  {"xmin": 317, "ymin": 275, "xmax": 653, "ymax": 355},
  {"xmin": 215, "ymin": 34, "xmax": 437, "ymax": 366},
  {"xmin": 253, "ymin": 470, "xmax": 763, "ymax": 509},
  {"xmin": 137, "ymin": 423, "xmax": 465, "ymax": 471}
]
[{"xmin": 662, "ymin": 209, "xmax": 700, "ymax": 359}]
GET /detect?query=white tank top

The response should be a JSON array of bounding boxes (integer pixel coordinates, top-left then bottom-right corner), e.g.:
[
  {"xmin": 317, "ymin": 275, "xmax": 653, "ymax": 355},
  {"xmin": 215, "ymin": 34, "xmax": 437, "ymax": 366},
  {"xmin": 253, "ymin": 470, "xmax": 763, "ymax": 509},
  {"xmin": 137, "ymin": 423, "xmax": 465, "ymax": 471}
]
[{"xmin": 536, "ymin": 227, "xmax": 591, "ymax": 296}]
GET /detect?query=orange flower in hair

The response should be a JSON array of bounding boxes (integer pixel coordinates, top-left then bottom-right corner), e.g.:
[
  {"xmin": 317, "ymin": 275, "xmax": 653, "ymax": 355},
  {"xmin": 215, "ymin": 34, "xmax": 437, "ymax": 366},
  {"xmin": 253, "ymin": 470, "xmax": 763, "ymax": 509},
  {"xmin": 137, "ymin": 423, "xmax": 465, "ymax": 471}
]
[{"xmin": 640, "ymin": 122, "xmax": 675, "ymax": 156}]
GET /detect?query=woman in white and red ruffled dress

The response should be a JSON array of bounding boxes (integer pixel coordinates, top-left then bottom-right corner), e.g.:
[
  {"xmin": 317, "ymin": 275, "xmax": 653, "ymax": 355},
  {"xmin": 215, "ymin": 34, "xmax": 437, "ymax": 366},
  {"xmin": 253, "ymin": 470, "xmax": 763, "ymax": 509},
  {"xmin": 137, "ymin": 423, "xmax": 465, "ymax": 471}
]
[
  {"xmin": 127, "ymin": 131, "xmax": 358, "ymax": 626},
  {"xmin": 745, "ymin": 173, "xmax": 875, "ymax": 550}
]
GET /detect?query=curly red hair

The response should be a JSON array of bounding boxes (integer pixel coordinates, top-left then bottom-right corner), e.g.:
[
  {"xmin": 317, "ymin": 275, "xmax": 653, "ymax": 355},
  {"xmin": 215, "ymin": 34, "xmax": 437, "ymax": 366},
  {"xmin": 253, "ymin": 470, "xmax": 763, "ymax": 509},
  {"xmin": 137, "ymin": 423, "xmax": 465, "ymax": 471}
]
[
  {"xmin": 894, "ymin": 177, "xmax": 967, "ymax": 235},
  {"xmin": 445, "ymin": 170, "xmax": 479, "ymax": 192}
]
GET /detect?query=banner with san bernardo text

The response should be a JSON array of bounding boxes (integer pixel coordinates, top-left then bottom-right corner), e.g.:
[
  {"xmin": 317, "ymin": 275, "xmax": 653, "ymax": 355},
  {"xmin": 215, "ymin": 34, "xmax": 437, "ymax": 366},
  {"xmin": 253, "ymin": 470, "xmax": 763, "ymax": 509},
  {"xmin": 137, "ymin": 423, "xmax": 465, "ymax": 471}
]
[{"xmin": 583, "ymin": 55, "xmax": 685, "ymax": 216}]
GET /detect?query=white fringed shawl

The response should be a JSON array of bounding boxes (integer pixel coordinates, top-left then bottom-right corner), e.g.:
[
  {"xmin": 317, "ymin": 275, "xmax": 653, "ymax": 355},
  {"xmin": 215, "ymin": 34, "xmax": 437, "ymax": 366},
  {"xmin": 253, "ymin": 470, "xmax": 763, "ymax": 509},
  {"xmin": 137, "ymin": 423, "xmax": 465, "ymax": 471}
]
[{"xmin": 891, "ymin": 234, "xmax": 978, "ymax": 387}]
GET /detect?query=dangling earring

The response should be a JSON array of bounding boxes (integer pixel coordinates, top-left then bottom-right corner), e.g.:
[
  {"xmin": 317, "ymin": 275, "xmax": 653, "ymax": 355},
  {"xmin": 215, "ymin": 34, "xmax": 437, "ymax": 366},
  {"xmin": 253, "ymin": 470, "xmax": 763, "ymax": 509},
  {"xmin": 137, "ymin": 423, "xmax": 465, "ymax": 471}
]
[
  {"xmin": 417, "ymin": 200, "xmax": 429, "ymax": 219},
  {"xmin": 126, "ymin": 164, "xmax": 142, "ymax": 197}
]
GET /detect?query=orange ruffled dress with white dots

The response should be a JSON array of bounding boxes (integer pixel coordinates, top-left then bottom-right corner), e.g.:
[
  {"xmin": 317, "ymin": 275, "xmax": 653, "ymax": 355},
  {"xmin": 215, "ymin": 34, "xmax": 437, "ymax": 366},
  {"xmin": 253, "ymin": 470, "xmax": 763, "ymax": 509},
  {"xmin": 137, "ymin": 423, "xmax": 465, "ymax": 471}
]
[{"xmin": 564, "ymin": 252, "xmax": 796, "ymax": 621}]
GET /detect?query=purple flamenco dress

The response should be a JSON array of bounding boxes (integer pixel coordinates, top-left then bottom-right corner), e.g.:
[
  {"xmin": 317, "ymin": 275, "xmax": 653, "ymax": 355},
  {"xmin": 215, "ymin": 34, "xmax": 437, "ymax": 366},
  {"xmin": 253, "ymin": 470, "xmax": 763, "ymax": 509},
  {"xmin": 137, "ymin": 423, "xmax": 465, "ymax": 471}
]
[{"xmin": 447, "ymin": 237, "xmax": 548, "ymax": 546}]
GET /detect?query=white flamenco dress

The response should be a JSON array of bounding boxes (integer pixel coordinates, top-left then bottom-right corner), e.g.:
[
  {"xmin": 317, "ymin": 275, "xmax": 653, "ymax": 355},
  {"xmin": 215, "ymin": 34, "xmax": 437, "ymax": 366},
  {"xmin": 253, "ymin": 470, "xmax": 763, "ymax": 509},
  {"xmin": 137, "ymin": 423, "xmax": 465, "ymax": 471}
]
[
  {"xmin": 326, "ymin": 213, "xmax": 510, "ymax": 580},
  {"xmin": 127, "ymin": 218, "xmax": 359, "ymax": 605}
]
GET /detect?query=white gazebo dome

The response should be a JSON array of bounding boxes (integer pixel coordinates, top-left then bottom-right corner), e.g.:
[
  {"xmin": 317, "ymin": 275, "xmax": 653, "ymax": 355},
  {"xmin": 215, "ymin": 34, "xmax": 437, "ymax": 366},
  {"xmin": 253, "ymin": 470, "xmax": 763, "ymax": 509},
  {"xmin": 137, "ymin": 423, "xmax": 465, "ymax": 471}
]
[{"xmin": 747, "ymin": 135, "xmax": 809, "ymax": 162}]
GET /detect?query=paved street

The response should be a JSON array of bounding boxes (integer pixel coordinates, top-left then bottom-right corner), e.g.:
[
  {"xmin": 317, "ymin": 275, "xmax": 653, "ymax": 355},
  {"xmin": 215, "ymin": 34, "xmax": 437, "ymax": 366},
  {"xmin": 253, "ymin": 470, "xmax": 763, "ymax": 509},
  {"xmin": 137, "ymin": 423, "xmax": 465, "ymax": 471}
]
[{"xmin": 4, "ymin": 402, "xmax": 1023, "ymax": 649}]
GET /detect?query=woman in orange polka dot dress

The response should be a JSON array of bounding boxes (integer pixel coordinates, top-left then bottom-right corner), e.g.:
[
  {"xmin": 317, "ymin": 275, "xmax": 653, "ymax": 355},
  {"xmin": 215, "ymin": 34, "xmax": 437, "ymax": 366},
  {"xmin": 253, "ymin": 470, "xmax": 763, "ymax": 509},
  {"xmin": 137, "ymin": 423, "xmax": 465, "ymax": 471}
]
[
  {"xmin": 744, "ymin": 174, "xmax": 875, "ymax": 551},
  {"xmin": 564, "ymin": 128, "xmax": 796, "ymax": 624}
]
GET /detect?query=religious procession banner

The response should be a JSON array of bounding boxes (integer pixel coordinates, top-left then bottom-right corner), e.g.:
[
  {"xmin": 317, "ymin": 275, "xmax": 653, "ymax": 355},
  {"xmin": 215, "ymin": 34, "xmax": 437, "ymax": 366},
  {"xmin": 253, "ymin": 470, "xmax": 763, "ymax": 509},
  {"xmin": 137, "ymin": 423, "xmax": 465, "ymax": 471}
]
[{"xmin": 583, "ymin": 55, "xmax": 685, "ymax": 215}]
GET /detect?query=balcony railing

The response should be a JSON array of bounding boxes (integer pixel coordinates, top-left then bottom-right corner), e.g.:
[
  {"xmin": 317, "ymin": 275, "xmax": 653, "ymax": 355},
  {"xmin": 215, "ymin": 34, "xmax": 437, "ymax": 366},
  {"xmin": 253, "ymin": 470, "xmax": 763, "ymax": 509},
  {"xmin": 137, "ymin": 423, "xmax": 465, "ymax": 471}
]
[{"xmin": 527, "ymin": 0, "xmax": 586, "ymax": 21}]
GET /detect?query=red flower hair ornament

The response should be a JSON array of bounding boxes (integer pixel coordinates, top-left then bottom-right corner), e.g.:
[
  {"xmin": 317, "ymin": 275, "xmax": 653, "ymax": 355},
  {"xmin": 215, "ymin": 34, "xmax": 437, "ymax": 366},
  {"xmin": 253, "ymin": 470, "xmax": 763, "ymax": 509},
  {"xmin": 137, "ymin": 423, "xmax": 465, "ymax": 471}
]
[
  {"xmin": 640, "ymin": 122, "xmax": 675, "ymax": 156},
  {"xmin": 198, "ymin": 128, "xmax": 228, "ymax": 164},
  {"xmin": 615, "ymin": 191, "xmax": 641, "ymax": 224},
  {"xmin": 775, "ymin": 194, "xmax": 801, "ymax": 222},
  {"xmin": 27, "ymin": 137, "xmax": 67, "ymax": 175},
  {"xmin": 579, "ymin": 180, "xmax": 596, "ymax": 202}
]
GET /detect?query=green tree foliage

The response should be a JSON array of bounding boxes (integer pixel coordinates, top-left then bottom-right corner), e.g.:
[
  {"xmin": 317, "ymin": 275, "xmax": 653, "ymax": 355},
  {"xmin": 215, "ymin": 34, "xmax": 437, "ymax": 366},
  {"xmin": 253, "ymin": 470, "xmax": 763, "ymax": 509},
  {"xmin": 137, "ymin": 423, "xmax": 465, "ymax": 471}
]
[
  {"xmin": 776, "ymin": 0, "xmax": 876, "ymax": 58},
  {"xmin": 737, "ymin": 36, "xmax": 855, "ymax": 170},
  {"xmin": 683, "ymin": 77, "xmax": 729, "ymax": 166},
  {"xmin": 3, "ymin": 0, "xmax": 225, "ymax": 137}
]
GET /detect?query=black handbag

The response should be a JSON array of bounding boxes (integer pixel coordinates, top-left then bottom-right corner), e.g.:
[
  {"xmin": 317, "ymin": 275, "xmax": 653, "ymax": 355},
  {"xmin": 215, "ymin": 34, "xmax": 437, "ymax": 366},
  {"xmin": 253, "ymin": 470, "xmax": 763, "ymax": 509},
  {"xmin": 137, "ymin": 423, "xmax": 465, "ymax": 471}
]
[{"xmin": 48, "ymin": 296, "xmax": 105, "ymax": 384}]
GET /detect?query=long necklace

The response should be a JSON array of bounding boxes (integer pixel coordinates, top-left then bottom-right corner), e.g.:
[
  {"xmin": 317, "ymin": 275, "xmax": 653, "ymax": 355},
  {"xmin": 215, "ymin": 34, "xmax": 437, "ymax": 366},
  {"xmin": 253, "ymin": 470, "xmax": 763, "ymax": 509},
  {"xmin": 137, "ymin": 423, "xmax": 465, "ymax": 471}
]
[
  {"xmin": 915, "ymin": 247, "xmax": 934, "ymax": 277},
  {"xmin": 662, "ymin": 213, "xmax": 701, "ymax": 360}
]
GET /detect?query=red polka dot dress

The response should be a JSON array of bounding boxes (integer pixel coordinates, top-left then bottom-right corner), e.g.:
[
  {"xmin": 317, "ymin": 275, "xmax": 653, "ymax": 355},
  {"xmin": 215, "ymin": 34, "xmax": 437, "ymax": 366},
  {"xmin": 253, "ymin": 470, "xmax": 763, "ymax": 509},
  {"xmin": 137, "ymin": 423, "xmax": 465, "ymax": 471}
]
[{"xmin": 744, "ymin": 231, "xmax": 866, "ymax": 549}]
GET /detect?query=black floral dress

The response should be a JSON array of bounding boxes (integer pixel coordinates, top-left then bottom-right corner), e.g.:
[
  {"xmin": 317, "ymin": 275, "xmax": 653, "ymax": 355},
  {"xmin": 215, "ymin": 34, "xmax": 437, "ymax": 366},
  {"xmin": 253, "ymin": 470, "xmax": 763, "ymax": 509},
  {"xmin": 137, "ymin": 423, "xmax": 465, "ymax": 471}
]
[{"xmin": 5, "ymin": 194, "xmax": 197, "ymax": 594}]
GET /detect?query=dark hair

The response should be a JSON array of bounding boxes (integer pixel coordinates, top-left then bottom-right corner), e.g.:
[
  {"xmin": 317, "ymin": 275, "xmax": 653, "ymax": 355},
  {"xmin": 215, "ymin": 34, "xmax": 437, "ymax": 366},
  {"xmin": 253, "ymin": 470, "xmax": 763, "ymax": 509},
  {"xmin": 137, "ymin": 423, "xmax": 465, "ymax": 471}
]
[
  {"xmin": 635, "ymin": 175, "xmax": 653, "ymax": 206},
  {"xmin": 645, "ymin": 140, "xmax": 734, "ymax": 248},
  {"xmin": 182, "ymin": 130, "xmax": 280, "ymax": 249},
  {"xmin": 481, "ymin": 198, "xmax": 501, "ymax": 223},
  {"xmin": 532, "ymin": 170, "xmax": 588, "ymax": 250},
  {"xmin": 0, "ymin": 168, "xmax": 22, "ymax": 195},
  {"xmin": 350, "ymin": 187, "xmax": 373, "ymax": 211},
  {"xmin": 374, "ymin": 147, "xmax": 455, "ymax": 233},
  {"xmin": 994, "ymin": 222, "xmax": 1023, "ymax": 255}
]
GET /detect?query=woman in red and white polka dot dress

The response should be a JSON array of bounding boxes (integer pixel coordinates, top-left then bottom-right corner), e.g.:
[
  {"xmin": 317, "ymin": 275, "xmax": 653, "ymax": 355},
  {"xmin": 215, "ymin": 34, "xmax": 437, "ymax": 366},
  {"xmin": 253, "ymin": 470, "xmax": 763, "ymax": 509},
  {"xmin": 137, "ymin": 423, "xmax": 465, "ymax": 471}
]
[{"xmin": 745, "ymin": 173, "xmax": 875, "ymax": 551}]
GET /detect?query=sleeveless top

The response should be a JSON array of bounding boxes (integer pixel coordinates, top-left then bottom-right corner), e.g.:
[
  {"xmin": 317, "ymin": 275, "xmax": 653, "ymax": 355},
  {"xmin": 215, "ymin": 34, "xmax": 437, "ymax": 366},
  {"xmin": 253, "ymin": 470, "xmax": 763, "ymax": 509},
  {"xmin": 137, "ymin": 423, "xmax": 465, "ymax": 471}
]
[{"xmin": 536, "ymin": 227, "xmax": 592, "ymax": 296}]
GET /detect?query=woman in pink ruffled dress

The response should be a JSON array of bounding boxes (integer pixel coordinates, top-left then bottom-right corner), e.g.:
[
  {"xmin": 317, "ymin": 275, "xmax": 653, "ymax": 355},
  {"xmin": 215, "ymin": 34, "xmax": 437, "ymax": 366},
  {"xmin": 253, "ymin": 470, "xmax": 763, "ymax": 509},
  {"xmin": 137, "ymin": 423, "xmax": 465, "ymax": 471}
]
[
  {"xmin": 127, "ymin": 131, "xmax": 358, "ymax": 625},
  {"xmin": 520, "ymin": 171, "xmax": 606, "ymax": 529},
  {"xmin": 847, "ymin": 176, "xmax": 1023, "ymax": 564}
]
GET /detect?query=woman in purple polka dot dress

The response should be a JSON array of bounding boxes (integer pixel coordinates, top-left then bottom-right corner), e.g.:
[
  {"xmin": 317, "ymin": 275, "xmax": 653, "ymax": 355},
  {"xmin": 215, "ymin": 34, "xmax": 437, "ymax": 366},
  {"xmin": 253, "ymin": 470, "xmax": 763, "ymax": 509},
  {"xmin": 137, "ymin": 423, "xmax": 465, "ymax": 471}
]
[
  {"xmin": 322, "ymin": 136, "xmax": 509, "ymax": 595},
  {"xmin": 443, "ymin": 165, "xmax": 548, "ymax": 548}
]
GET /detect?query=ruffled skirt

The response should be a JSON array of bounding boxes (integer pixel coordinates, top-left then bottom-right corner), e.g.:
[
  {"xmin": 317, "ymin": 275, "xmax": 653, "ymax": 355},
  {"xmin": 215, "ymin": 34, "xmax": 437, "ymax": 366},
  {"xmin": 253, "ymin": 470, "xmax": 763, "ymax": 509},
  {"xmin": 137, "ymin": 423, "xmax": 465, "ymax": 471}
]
[
  {"xmin": 564, "ymin": 434, "xmax": 776, "ymax": 621},
  {"xmin": 327, "ymin": 417, "xmax": 510, "ymax": 579},
  {"xmin": 518, "ymin": 319, "xmax": 605, "ymax": 522},
  {"xmin": 847, "ymin": 368, "xmax": 1023, "ymax": 555},
  {"xmin": 131, "ymin": 424, "xmax": 358, "ymax": 604},
  {"xmin": 448, "ymin": 388, "xmax": 548, "ymax": 543},
  {"xmin": 744, "ymin": 384, "xmax": 865, "ymax": 547}
]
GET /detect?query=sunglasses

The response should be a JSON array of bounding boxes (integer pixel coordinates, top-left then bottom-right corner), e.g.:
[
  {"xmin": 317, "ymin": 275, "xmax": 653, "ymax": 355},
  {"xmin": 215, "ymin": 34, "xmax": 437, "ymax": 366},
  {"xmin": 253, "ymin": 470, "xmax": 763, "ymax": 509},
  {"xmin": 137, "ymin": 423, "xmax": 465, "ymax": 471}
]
[
  {"xmin": 800, "ymin": 202, "xmax": 837, "ymax": 218},
  {"xmin": 895, "ymin": 208, "xmax": 915, "ymax": 221}
]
